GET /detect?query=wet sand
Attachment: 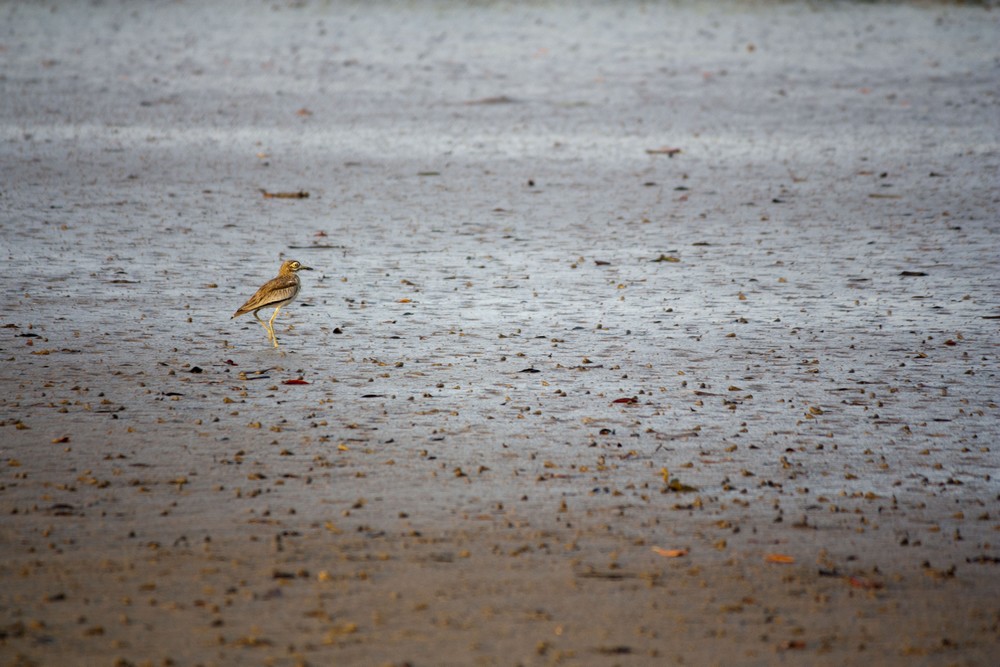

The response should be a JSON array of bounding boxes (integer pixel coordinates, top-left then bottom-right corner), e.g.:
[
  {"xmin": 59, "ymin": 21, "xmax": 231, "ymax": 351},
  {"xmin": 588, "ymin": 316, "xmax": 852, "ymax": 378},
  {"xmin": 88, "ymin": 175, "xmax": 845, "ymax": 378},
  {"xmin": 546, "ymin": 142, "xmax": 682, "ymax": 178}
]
[{"xmin": 2, "ymin": 1, "xmax": 999, "ymax": 665}]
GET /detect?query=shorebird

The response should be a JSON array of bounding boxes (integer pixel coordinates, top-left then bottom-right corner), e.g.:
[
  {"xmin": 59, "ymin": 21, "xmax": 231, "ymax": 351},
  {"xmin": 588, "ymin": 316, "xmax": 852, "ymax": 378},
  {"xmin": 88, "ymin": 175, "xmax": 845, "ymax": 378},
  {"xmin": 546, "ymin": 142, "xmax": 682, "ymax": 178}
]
[{"xmin": 232, "ymin": 259, "xmax": 313, "ymax": 348}]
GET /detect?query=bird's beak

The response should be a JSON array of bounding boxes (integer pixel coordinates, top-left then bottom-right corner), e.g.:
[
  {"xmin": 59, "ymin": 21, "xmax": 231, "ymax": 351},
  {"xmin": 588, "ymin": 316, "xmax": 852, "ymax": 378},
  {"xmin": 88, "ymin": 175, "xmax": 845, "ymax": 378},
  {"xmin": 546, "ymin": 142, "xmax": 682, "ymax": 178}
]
[{"xmin": 300, "ymin": 266, "xmax": 315, "ymax": 271}]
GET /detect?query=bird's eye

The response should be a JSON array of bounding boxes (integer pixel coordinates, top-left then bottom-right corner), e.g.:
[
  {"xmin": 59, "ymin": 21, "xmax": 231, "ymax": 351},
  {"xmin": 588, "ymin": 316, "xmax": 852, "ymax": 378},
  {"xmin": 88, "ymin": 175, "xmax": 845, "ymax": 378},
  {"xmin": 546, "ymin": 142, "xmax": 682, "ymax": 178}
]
[{"xmin": 292, "ymin": 262, "xmax": 299, "ymax": 269}]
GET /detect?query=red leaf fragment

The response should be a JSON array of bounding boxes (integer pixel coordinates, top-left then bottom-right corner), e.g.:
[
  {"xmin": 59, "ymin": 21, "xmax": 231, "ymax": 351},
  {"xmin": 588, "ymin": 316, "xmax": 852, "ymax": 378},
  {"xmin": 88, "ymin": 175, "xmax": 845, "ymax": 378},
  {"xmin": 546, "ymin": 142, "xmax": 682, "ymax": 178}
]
[
  {"xmin": 847, "ymin": 576, "xmax": 884, "ymax": 590},
  {"xmin": 612, "ymin": 397, "xmax": 638, "ymax": 405},
  {"xmin": 282, "ymin": 378, "xmax": 310, "ymax": 385},
  {"xmin": 764, "ymin": 553, "xmax": 795, "ymax": 564},
  {"xmin": 779, "ymin": 640, "xmax": 806, "ymax": 651},
  {"xmin": 652, "ymin": 547, "xmax": 688, "ymax": 558}
]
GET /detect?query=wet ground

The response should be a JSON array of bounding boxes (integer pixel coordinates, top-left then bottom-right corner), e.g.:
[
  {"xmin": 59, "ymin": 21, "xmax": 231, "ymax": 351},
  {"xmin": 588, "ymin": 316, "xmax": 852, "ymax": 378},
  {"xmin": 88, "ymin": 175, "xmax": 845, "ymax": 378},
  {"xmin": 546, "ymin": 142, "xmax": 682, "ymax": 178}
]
[{"xmin": 2, "ymin": 1, "xmax": 999, "ymax": 665}]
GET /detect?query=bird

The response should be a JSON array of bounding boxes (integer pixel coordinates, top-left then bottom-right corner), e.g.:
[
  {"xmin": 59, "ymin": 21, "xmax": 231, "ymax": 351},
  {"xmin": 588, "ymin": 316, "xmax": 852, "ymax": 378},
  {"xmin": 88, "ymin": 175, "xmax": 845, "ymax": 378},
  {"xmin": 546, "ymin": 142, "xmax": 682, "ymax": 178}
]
[{"xmin": 232, "ymin": 259, "xmax": 313, "ymax": 348}]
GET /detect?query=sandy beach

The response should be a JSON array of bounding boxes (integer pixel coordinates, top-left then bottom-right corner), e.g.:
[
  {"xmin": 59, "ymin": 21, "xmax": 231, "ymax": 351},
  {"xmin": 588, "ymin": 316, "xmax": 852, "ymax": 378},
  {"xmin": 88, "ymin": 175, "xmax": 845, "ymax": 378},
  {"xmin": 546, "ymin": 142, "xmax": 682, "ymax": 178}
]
[{"xmin": 2, "ymin": 1, "xmax": 999, "ymax": 665}]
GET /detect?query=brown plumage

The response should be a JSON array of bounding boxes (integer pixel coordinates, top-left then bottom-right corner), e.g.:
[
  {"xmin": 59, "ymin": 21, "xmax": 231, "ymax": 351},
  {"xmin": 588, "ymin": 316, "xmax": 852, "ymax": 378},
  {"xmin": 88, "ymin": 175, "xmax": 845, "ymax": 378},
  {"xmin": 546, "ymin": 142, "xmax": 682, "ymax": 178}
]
[{"xmin": 232, "ymin": 259, "xmax": 313, "ymax": 348}]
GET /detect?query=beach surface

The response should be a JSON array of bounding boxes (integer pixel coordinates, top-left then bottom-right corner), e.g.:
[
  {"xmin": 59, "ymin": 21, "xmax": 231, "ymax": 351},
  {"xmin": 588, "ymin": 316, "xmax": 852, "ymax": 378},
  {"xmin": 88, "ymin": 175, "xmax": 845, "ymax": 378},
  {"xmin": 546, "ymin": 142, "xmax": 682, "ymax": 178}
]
[{"xmin": 1, "ymin": 1, "xmax": 999, "ymax": 665}]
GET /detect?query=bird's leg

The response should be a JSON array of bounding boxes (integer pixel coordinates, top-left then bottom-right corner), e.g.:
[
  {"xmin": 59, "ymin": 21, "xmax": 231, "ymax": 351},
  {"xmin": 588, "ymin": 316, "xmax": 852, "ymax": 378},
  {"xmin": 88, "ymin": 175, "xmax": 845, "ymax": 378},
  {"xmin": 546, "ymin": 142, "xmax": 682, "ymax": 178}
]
[
  {"xmin": 252, "ymin": 310, "xmax": 274, "ymax": 342},
  {"xmin": 268, "ymin": 306, "xmax": 283, "ymax": 348}
]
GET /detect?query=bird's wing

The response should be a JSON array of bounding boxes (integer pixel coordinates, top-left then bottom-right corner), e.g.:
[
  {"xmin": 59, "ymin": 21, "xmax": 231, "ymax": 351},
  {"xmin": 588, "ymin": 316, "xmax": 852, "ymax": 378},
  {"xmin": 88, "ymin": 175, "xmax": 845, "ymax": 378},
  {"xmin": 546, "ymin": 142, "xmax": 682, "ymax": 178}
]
[{"xmin": 232, "ymin": 274, "xmax": 299, "ymax": 317}]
